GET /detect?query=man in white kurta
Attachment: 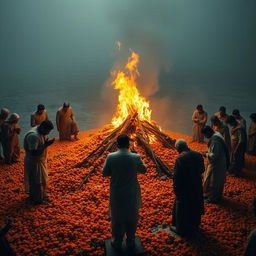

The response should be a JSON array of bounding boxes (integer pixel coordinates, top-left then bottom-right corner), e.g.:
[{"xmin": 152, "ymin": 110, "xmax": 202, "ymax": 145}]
[
  {"xmin": 192, "ymin": 105, "xmax": 207, "ymax": 142},
  {"xmin": 56, "ymin": 102, "xmax": 79, "ymax": 141},
  {"xmin": 24, "ymin": 120, "xmax": 54, "ymax": 205},
  {"xmin": 31, "ymin": 104, "xmax": 49, "ymax": 127},
  {"xmin": 102, "ymin": 134, "xmax": 147, "ymax": 250},
  {"xmin": 201, "ymin": 126, "xmax": 229, "ymax": 203}
]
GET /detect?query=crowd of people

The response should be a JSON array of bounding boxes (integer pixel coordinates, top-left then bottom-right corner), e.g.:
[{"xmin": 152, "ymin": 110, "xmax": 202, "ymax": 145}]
[
  {"xmin": 0, "ymin": 103, "xmax": 256, "ymax": 254},
  {"xmin": 0, "ymin": 102, "xmax": 79, "ymax": 205}
]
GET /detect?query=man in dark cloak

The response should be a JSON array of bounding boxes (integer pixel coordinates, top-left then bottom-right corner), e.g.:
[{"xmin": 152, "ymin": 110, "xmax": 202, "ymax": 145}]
[{"xmin": 171, "ymin": 139, "xmax": 205, "ymax": 237}]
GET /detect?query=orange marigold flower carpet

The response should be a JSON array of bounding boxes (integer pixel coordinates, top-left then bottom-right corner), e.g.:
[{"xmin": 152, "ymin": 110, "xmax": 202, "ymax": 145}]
[{"xmin": 0, "ymin": 129, "xmax": 256, "ymax": 256}]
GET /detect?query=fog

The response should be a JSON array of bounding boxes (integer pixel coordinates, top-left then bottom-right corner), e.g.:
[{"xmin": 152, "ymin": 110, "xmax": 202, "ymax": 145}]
[{"xmin": 1, "ymin": 0, "xmax": 256, "ymax": 138}]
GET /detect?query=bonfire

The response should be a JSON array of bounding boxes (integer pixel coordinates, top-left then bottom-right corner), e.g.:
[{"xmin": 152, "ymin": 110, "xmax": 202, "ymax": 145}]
[{"xmin": 66, "ymin": 49, "xmax": 176, "ymax": 189}]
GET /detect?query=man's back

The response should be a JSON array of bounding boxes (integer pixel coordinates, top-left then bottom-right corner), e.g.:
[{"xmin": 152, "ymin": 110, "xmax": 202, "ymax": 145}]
[
  {"xmin": 103, "ymin": 149, "xmax": 146, "ymax": 191},
  {"xmin": 174, "ymin": 150, "xmax": 205, "ymax": 200},
  {"xmin": 103, "ymin": 148, "xmax": 146, "ymax": 221}
]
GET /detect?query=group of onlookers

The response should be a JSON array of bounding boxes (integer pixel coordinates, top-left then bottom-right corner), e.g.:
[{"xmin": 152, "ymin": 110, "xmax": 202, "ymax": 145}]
[
  {"xmin": 0, "ymin": 102, "xmax": 79, "ymax": 206},
  {"xmin": 0, "ymin": 102, "xmax": 79, "ymax": 165},
  {"xmin": 192, "ymin": 105, "xmax": 256, "ymax": 175},
  {"xmin": 0, "ymin": 103, "xmax": 256, "ymax": 254}
]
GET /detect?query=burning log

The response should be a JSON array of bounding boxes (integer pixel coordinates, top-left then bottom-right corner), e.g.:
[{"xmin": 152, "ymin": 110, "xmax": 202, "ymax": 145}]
[
  {"xmin": 64, "ymin": 48, "xmax": 176, "ymax": 191},
  {"xmin": 66, "ymin": 113, "xmax": 175, "ymax": 182}
]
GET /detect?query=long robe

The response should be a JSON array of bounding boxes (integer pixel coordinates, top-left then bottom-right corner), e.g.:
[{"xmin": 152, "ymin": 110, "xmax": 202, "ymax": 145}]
[
  {"xmin": 212, "ymin": 123, "xmax": 231, "ymax": 153},
  {"xmin": 172, "ymin": 149, "xmax": 205, "ymax": 236},
  {"xmin": 31, "ymin": 110, "xmax": 49, "ymax": 127},
  {"xmin": 203, "ymin": 132, "xmax": 228, "ymax": 202},
  {"xmin": 0, "ymin": 225, "xmax": 16, "ymax": 256},
  {"xmin": 244, "ymin": 228, "xmax": 256, "ymax": 256},
  {"xmin": 24, "ymin": 127, "xmax": 48, "ymax": 203},
  {"xmin": 0, "ymin": 121, "xmax": 20, "ymax": 163},
  {"xmin": 192, "ymin": 110, "xmax": 207, "ymax": 142},
  {"xmin": 0, "ymin": 118, "xmax": 6, "ymax": 158},
  {"xmin": 102, "ymin": 149, "xmax": 146, "ymax": 243},
  {"xmin": 247, "ymin": 121, "xmax": 256, "ymax": 155},
  {"xmin": 229, "ymin": 125, "xmax": 247, "ymax": 175},
  {"xmin": 56, "ymin": 107, "xmax": 79, "ymax": 140}
]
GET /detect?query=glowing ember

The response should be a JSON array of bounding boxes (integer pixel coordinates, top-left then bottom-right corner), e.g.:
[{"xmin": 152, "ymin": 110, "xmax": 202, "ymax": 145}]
[{"xmin": 111, "ymin": 50, "xmax": 152, "ymax": 127}]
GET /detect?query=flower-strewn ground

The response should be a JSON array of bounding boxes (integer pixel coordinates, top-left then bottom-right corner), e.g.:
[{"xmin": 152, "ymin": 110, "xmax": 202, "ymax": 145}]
[{"xmin": 1, "ymin": 129, "xmax": 256, "ymax": 256}]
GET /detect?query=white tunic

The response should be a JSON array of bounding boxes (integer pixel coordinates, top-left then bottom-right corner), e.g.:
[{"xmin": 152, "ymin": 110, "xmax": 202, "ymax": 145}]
[{"xmin": 103, "ymin": 149, "xmax": 147, "ymax": 222}]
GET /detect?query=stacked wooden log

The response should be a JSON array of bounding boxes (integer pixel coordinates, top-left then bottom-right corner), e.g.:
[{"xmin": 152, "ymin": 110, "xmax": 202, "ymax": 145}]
[{"xmin": 66, "ymin": 112, "xmax": 176, "ymax": 191}]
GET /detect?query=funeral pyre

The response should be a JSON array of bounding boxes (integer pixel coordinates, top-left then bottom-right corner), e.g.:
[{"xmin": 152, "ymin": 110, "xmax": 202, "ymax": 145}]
[{"xmin": 67, "ymin": 50, "xmax": 176, "ymax": 188}]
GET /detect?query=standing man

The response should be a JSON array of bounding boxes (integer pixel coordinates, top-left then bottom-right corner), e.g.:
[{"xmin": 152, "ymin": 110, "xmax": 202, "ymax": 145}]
[
  {"xmin": 201, "ymin": 126, "xmax": 229, "ymax": 204},
  {"xmin": 24, "ymin": 120, "xmax": 54, "ymax": 205},
  {"xmin": 31, "ymin": 104, "xmax": 49, "ymax": 127},
  {"xmin": 215, "ymin": 106, "xmax": 229, "ymax": 123},
  {"xmin": 102, "ymin": 134, "xmax": 147, "ymax": 250},
  {"xmin": 171, "ymin": 139, "xmax": 205, "ymax": 237},
  {"xmin": 1, "ymin": 113, "xmax": 20, "ymax": 164},
  {"xmin": 226, "ymin": 115, "xmax": 247, "ymax": 177},
  {"xmin": 192, "ymin": 104, "xmax": 207, "ymax": 142},
  {"xmin": 247, "ymin": 113, "xmax": 256, "ymax": 156},
  {"xmin": 0, "ymin": 108, "xmax": 10, "ymax": 161},
  {"xmin": 56, "ymin": 102, "xmax": 79, "ymax": 141},
  {"xmin": 210, "ymin": 115, "xmax": 231, "ymax": 153},
  {"xmin": 232, "ymin": 109, "xmax": 246, "ymax": 130}
]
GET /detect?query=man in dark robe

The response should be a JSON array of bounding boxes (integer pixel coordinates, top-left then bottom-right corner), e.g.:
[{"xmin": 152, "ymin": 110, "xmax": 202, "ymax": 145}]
[
  {"xmin": 226, "ymin": 115, "xmax": 247, "ymax": 177},
  {"xmin": 171, "ymin": 139, "xmax": 205, "ymax": 237}
]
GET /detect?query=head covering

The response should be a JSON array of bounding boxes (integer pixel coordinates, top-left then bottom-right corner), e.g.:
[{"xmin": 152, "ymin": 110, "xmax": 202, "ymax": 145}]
[
  {"xmin": 175, "ymin": 139, "xmax": 188, "ymax": 151},
  {"xmin": 0, "ymin": 108, "xmax": 9, "ymax": 115},
  {"xmin": 8, "ymin": 113, "xmax": 20, "ymax": 122},
  {"xmin": 63, "ymin": 102, "xmax": 70, "ymax": 108}
]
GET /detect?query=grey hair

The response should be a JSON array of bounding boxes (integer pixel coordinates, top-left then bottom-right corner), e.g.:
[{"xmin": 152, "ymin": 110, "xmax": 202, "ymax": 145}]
[{"xmin": 175, "ymin": 139, "xmax": 188, "ymax": 151}]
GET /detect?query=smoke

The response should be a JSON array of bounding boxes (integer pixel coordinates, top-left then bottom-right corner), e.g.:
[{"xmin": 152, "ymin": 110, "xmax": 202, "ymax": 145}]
[{"xmin": 98, "ymin": 1, "xmax": 173, "ymax": 128}]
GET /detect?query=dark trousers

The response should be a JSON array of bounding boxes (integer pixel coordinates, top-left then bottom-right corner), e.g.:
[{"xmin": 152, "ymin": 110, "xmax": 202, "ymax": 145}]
[
  {"xmin": 112, "ymin": 218, "xmax": 138, "ymax": 245},
  {"xmin": 172, "ymin": 200, "xmax": 201, "ymax": 236}
]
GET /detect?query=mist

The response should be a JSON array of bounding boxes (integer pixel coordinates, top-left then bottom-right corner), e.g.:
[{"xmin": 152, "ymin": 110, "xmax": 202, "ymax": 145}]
[{"xmin": 0, "ymin": 0, "xmax": 256, "ymax": 138}]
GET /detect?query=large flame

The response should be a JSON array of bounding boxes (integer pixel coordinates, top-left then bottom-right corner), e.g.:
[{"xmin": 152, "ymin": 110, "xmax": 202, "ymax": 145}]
[{"xmin": 111, "ymin": 50, "xmax": 152, "ymax": 127}]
